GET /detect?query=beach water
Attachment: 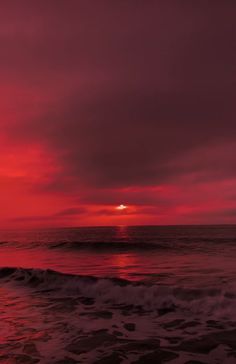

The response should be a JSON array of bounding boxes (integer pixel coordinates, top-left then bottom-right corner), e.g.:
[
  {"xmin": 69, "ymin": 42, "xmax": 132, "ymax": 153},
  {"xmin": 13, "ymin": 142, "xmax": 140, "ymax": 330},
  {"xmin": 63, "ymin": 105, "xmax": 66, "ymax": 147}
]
[{"xmin": 0, "ymin": 225, "xmax": 236, "ymax": 363}]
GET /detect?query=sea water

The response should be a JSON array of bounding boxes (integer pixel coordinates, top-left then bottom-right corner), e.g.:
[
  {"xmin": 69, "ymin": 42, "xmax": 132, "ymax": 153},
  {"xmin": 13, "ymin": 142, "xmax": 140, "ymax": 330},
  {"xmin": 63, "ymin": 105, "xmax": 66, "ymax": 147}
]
[{"xmin": 0, "ymin": 225, "xmax": 236, "ymax": 363}]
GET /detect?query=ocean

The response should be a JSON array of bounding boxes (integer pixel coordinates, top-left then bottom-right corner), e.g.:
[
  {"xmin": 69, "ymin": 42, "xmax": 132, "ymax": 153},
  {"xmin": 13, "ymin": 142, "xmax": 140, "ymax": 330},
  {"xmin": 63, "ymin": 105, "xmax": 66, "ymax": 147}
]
[{"xmin": 0, "ymin": 225, "xmax": 236, "ymax": 363}]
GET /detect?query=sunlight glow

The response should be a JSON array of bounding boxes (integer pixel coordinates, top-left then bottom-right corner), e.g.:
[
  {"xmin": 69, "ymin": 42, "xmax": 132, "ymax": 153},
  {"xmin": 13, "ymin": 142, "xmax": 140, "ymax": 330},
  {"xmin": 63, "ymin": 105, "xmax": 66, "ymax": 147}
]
[{"xmin": 116, "ymin": 204, "xmax": 127, "ymax": 211}]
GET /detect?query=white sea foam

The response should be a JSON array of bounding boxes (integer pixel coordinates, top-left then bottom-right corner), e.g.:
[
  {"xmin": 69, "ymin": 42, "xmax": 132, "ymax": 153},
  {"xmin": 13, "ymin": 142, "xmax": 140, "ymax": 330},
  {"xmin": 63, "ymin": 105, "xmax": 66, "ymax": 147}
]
[{"xmin": 1, "ymin": 267, "xmax": 236, "ymax": 321}]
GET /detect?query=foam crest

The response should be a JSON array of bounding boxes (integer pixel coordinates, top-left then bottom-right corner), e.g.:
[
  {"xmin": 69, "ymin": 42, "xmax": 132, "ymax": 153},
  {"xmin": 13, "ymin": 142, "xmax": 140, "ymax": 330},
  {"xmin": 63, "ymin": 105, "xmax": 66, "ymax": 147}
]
[{"xmin": 0, "ymin": 267, "xmax": 235, "ymax": 321}]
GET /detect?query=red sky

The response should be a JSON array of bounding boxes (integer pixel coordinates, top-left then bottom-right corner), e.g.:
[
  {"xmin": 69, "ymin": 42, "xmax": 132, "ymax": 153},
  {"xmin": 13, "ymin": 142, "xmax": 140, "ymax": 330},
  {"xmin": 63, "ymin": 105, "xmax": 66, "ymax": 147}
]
[{"xmin": 1, "ymin": 1, "xmax": 236, "ymax": 228}]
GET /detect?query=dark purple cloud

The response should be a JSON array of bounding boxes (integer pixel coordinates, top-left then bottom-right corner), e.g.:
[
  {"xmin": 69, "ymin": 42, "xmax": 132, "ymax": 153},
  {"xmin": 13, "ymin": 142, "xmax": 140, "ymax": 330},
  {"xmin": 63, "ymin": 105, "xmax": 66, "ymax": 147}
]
[{"xmin": 1, "ymin": 1, "xmax": 236, "ymax": 225}]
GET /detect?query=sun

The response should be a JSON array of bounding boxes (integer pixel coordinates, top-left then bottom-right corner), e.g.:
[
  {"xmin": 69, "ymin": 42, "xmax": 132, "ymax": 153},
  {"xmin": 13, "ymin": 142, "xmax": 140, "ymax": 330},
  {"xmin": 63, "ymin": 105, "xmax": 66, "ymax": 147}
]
[{"xmin": 116, "ymin": 204, "xmax": 127, "ymax": 211}]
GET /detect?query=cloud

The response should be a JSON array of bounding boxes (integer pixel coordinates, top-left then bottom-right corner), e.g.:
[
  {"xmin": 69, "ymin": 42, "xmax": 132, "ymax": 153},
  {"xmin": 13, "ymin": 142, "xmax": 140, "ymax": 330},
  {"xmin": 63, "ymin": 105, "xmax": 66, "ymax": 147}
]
[
  {"xmin": 54, "ymin": 207, "xmax": 87, "ymax": 216},
  {"xmin": 10, "ymin": 206, "xmax": 87, "ymax": 223},
  {"xmin": 1, "ymin": 1, "xmax": 236, "ymax": 226}
]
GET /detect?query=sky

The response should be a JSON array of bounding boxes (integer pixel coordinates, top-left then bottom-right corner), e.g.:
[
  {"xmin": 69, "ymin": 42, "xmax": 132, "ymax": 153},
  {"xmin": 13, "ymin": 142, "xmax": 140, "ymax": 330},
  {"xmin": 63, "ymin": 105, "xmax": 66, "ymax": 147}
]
[{"xmin": 1, "ymin": 1, "xmax": 236, "ymax": 228}]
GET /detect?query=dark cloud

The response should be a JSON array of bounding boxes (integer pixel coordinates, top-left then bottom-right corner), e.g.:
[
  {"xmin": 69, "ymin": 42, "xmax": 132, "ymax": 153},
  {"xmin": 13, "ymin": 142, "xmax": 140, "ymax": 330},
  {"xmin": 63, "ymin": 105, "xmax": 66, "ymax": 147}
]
[
  {"xmin": 54, "ymin": 207, "xmax": 87, "ymax": 216},
  {"xmin": 1, "ymin": 1, "xmax": 236, "ymax": 225},
  {"xmin": 11, "ymin": 206, "xmax": 87, "ymax": 223}
]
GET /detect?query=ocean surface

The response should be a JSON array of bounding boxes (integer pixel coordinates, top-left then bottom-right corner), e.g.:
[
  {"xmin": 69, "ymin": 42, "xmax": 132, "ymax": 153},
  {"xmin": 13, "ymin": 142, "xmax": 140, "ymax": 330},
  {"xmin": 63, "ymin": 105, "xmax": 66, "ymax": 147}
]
[{"xmin": 0, "ymin": 225, "xmax": 236, "ymax": 363}]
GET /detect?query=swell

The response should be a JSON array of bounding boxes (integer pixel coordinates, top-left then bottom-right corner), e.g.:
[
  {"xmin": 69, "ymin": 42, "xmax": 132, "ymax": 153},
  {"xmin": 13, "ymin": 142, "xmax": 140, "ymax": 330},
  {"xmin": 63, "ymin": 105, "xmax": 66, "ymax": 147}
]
[
  {"xmin": 0, "ymin": 240, "xmax": 176, "ymax": 251},
  {"xmin": 1, "ymin": 236, "xmax": 235, "ymax": 252},
  {"xmin": 49, "ymin": 240, "xmax": 171, "ymax": 251},
  {"xmin": 0, "ymin": 267, "xmax": 235, "ymax": 320}
]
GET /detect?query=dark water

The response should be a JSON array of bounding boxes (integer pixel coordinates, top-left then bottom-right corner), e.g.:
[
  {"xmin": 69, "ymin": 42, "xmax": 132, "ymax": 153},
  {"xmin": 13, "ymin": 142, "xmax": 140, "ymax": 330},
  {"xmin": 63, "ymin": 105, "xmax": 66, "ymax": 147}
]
[
  {"xmin": 0, "ymin": 225, "xmax": 236, "ymax": 363},
  {"xmin": 1, "ymin": 225, "xmax": 236, "ymax": 283}
]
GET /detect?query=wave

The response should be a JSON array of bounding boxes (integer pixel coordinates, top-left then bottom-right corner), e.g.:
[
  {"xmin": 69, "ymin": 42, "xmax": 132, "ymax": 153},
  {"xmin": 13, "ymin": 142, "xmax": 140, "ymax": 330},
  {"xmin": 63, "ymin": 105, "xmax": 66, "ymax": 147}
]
[
  {"xmin": 1, "ymin": 237, "xmax": 234, "ymax": 252},
  {"xmin": 0, "ymin": 267, "xmax": 235, "ymax": 320},
  {"xmin": 49, "ymin": 240, "xmax": 173, "ymax": 251},
  {"xmin": 0, "ymin": 239, "xmax": 178, "ymax": 251}
]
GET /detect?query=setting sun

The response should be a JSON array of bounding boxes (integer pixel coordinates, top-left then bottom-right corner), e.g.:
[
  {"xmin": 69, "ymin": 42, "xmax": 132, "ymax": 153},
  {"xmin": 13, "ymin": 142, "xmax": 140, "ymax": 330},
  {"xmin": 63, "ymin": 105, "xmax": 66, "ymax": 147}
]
[{"xmin": 116, "ymin": 204, "xmax": 127, "ymax": 211}]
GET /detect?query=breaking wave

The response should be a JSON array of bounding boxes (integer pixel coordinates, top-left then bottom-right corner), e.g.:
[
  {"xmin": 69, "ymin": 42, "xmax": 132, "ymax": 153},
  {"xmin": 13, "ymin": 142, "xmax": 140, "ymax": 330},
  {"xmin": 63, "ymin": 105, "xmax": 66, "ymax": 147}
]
[{"xmin": 0, "ymin": 267, "xmax": 235, "ymax": 320}]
